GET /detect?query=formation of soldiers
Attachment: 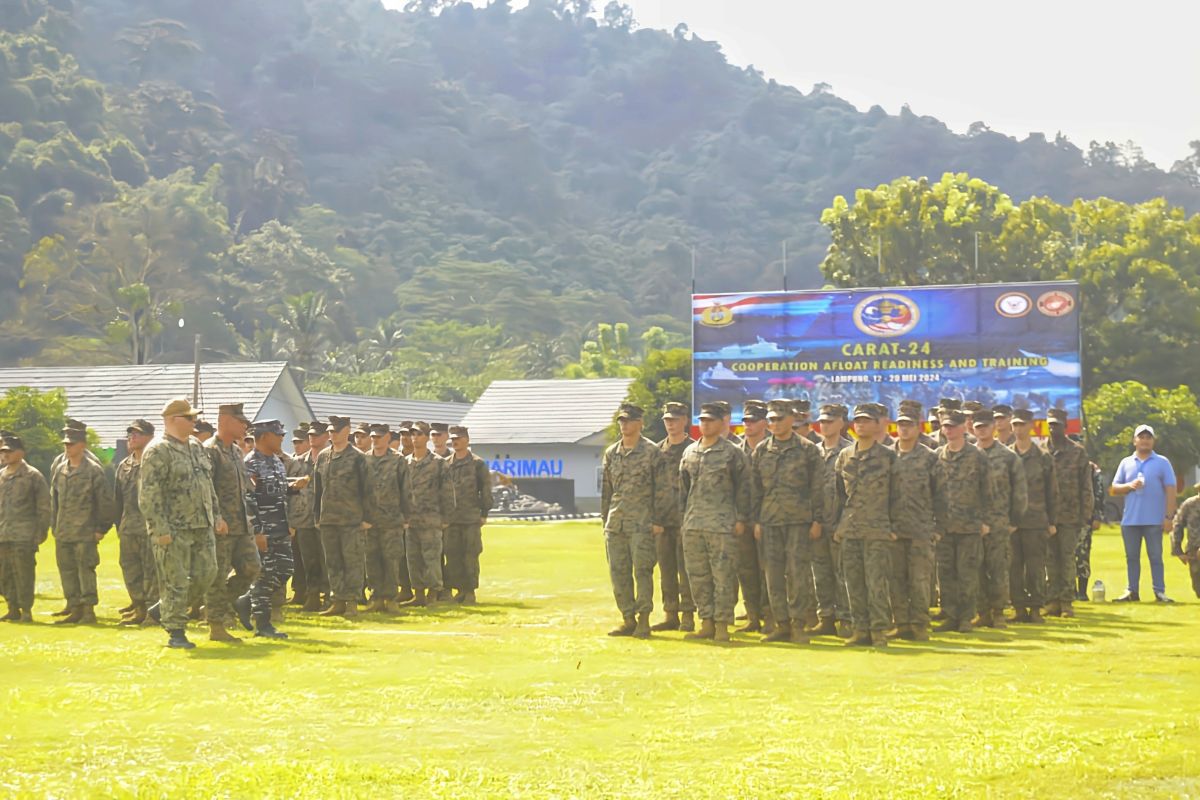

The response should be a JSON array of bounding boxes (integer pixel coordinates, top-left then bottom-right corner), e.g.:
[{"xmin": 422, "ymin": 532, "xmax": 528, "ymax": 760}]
[
  {"xmin": 0, "ymin": 398, "xmax": 493, "ymax": 650},
  {"xmin": 601, "ymin": 397, "xmax": 1096, "ymax": 647}
]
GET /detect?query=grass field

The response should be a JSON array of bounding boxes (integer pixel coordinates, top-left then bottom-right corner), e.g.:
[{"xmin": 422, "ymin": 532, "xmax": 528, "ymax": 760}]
[{"xmin": 1, "ymin": 521, "xmax": 1197, "ymax": 799}]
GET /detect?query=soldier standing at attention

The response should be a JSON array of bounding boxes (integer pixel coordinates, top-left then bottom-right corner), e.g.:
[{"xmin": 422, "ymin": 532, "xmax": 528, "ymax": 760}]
[
  {"xmin": 354, "ymin": 423, "xmax": 372, "ymax": 454},
  {"xmin": 993, "ymin": 405, "xmax": 1017, "ymax": 447},
  {"xmin": 972, "ymin": 408, "xmax": 1027, "ymax": 629},
  {"xmin": 810, "ymin": 403, "xmax": 852, "ymax": 637},
  {"xmin": 292, "ymin": 422, "xmax": 329, "ymax": 611},
  {"xmin": 140, "ymin": 398, "xmax": 220, "ymax": 649},
  {"xmin": 734, "ymin": 399, "xmax": 770, "ymax": 633},
  {"xmin": 873, "ymin": 403, "xmax": 896, "ymax": 449},
  {"xmin": 399, "ymin": 422, "xmax": 415, "ymax": 458},
  {"xmin": 901, "ymin": 400, "xmax": 938, "ymax": 449},
  {"xmin": 601, "ymin": 403, "xmax": 667, "ymax": 638},
  {"xmin": 50, "ymin": 425, "xmax": 115, "ymax": 625},
  {"xmin": 890, "ymin": 403, "xmax": 939, "ymax": 640},
  {"xmin": 0, "ymin": 434, "xmax": 51, "ymax": 623},
  {"xmin": 313, "ymin": 416, "xmax": 373, "ymax": 619},
  {"xmin": 751, "ymin": 399, "xmax": 824, "ymax": 644},
  {"xmin": 792, "ymin": 400, "xmax": 820, "ymax": 445},
  {"xmin": 1045, "ymin": 409, "xmax": 1094, "ymax": 617},
  {"xmin": 932, "ymin": 407, "xmax": 992, "ymax": 634},
  {"xmin": 363, "ymin": 424, "xmax": 410, "ymax": 613},
  {"xmin": 192, "ymin": 419, "xmax": 215, "ymax": 445},
  {"xmin": 430, "ymin": 423, "xmax": 452, "ymax": 459},
  {"xmin": 651, "ymin": 402, "xmax": 696, "ymax": 633},
  {"xmin": 204, "ymin": 402, "xmax": 262, "ymax": 643},
  {"xmin": 834, "ymin": 404, "xmax": 899, "ymax": 648},
  {"xmin": 404, "ymin": 422, "xmax": 450, "ymax": 607},
  {"xmin": 679, "ymin": 403, "xmax": 751, "ymax": 643},
  {"xmin": 114, "ymin": 419, "xmax": 158, "ymax": 626},
  {"xmin": 285, "ymin": 427, "xmax": 310, "ymax": 605},
  {"xmin": 443, "ymin": 426, "xmax": 493, "ymax": 605},
  {"xmin": 234, "ymin": 420, "xmax": 300, "ymax": 639},
  {"xmin": 1008, "ymin": 409, "xmax": 1058, "ymax": 623}
]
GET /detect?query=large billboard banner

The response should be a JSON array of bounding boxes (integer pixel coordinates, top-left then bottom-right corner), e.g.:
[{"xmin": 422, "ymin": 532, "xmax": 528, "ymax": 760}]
[{"xmin": 692, "ymin": 282, "xmax": 1081, "ymax": 431}]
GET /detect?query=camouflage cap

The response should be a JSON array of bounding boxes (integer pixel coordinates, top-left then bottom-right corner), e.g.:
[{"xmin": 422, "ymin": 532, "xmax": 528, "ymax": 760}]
[
  {"xmin": 940, "ymin": 409, "xmax": 967, "ymax": 426},
  {"xmin": 291, "ymin": 427, "xmax": 307, "ymax": 441},
  {"xmin": 992, "ymin": 404, "xmax": 1014, "ymax": 418},
  {"xmin": 963, "ymin": 400, "xmax": 985, "ymax": 413},
  {"xmin": 307, "ymin": 421, "xmax": 329, "ymax": 435},
  {"xmin": 218, "ymin": 402, "xmax": 249, "ymax": 423},
  {"xmin": 448, "ymin": 425, "xmax": 469, "ymax": 439},
  {"xmin": 0, "ymin": 434, "xmax": 25, "ymax": 453},
  {"xmin": 252, "ymin": 419, "xmax": 285, "ymax": 437},
  {"xmin": 698, "ymin": 402, "xmax": 726, "ymax": 421},
  {"xmin": 194, "ymin": 419, "xmax": 214, "ymax": 435},
  {"xmin": 1012, "ymin": 408, "xmax": 1035, "ymax": 423},
  {"xmin": 1047, "ymin": 408, "xmax": 1069, "ymax": 425},
  {"xmin": 162, "ymin": 397, "xmax": 202, "ymax": 418},
  {"xmin": 939, "ymin": 398, "xmax": 962, "ymax": 412},
  {"xmin": 852, "ymin": 403, "xmax": 881, "ymax": 421},
  {"xmin": 328, "ymin": 415, "xmax": 351, "ymax": 431},
  {"xmin": 298, "ymin": 421, "xmax": 311, "ymax": 432},
  {"xmin": 713, "ymin": 400, "xmax": 733, "ymax": 416},
  {"xmin": 398, "ymin": 421, "xmax": 414, "ymax": 434},
  {"xmin": 791, "ymin": 399, "xmax": 812, "ymax": 420},
  {"xmin": 895, "ymin": 402, "xmax": 922, "ymax": 423},
  {"xmin": 970, "ymin": 408, "xmax": 995, "ymax": 426},
  {"xmin": 126, "ymin": 418, "xmax": 155, "ymax": 436},
  {"xmin": 661, "ymin": 402, "xmax": 689, "ymax": 420},
  {"xmin": 65, "ymin": 418, "xmax": 87, "ymax": 431},
  {"xmin": 411, "ymin": 421, "xmax": 431, "ymax": 435},
  {"xmin": 60, "ymin": 427, "xmax": 88, "ymax": 445},
  {"xmin": 369, "ymin": 423, "xmax": 391, "ymax": 436},
  {"xmin": 430, "ymin": 422, "xmax": 450, "ymax": 434},
  {"xmin": 355, "ymin": 422, "xmax": 372, "ymax": 435},
  {"xmin": 742, "ymin": 400, "xmax": 768, "ymax": 422},
  {"xmin": 871, "ymin": 402, "xmax": 891, "ymax": 419},
  {"xmin": 616, "ymin": 403, "xmax": 644, "ymax": 421},
  {"xmin": 766, "ymin": 399, "xmax": 794, "ymax": 420},
  {"xmin": 818, "ymin": 403, "xmax": 847, "ymax": 422}
]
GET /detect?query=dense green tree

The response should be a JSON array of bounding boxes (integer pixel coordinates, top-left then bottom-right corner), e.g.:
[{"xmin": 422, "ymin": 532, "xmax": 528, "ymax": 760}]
[{"xmin": 1084, "ymin": 382, "xmax": 1200, "ymax": 479}]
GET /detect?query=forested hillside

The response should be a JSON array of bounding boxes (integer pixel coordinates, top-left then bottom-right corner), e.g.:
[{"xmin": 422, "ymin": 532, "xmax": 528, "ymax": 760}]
[{"xmin": 3, "ymin": 0, "xmax": 1198, "ymax": 399}]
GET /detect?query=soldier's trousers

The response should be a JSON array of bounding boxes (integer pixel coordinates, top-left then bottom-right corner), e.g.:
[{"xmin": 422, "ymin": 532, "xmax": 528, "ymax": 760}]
[
  {"xmin": 605, "ymin": 526, "xmax": 656, "ymax": 617},
  {"xmin": 656, "ymin": 525, "xmax": 695, "ymax": 614},
  {"xmin": 290, "ymin": 534, "xmax": 306, "ymax": 597},
  {"xmin": 979, "ymin": 529, "xmax": 1012, "ymax": 611},
  {"xmin": 1189, "ymin": 558, "xmax": 1200, "ymax": 599},
  {"xmin": 759, "ymin": 524, "xmax": 816, "ymax": 625},
  {"xmin": 842, "ymin": 537, "xmax": 892, "ymax": 632},
  {"xmin": 1010, "ymin": 527, "xmax": 1048, "ymax": 609},
  {"xmin": 249, "ymin": 535, "xmax": 294, "ymax": 616},
  {"xmin": 118, "ymin": 533, "xmax": 157, "ymax": 605},
  {"xmin": 0, "ymin": 543, "xmax": 36, "ymax": 611},
  {"xmin": 365, "ymin": 526, "xmax": 404, "ymax": 599},
  {"xmin": 811, "ymin": 529, "xmax": 849, "ymax": 622},
  {"xmin": 206, "ymin": 534, "xmax": 261, "ymax": 623},
  {"xmin": 320, "ymin": 524, "xmax": 365, "ymax": 603},
  {"xmin": 1074, "ymin": 524, "xmax": 1094, "ymax": 583},
  {"xmin": 683, "ymin": 529, "xmax": 738, "ymax": 624},
  {"xmin": 295, "ymin": 527, "xmax": 328, "ymax": 594},
  {"xmin": 734, "ymin": 530, "xmax": 765, "ymax": 618},
  {"xmin": 406, "ymin": 525, "xmax": 443, "ymax": 590},
  {"xmin": 56, "ymin": 539, "xmax": 100, "ymax": 607},
  {"xmin": 1045, "ymin": 525, "xmax": 1079, "ymax": 605},
  {"xmin": 445, "ymin": 523, "xmax": 484, "ymax": 592},
  {"xmin": 153, "ymin": 526, "xmax": 217, "ymax": 631},
  {"xmin": 889, "ymin": 537, "xmax": 934, "ymax": 627},
  {"xmin": 935, "ymin": 533, "xmax": 981, "ymax": 624}
]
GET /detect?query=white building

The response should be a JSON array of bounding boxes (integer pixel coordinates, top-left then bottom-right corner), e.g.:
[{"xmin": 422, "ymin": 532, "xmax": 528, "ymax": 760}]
[{"xmin": 462, "ymin": 378, "xmax": 634, "ymax": 512}]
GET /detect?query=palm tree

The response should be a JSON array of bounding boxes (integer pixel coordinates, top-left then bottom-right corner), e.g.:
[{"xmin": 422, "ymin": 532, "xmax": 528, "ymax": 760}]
[{"xmin": 273, "ymin": 291, "xmax": 332, "ymax": 385}]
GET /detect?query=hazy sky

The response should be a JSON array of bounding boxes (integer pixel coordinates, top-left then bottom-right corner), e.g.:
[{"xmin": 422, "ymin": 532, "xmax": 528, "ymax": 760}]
[{"xmin": 384, "ymin": 0, "xmax": 1198, "ymax": 169}]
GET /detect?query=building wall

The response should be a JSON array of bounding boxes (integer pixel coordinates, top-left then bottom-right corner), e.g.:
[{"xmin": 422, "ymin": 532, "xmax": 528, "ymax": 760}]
[
  {"xmin": 257, "ymin": 377, "xmax": 313, "ymax": 443},
  {"xmin": 473, "ymin": 442, "xmax": 606, "ymax": 512}
]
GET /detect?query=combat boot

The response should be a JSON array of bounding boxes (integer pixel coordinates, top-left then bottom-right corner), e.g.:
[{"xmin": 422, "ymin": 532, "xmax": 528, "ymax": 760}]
[
  {"xmin": 807, "ymin": 617, "xmax": 837, "ymax": 636},
  {"xmin": 713, "ymin": 623, "xmax": 730, "ymax": 642},
  {"xmin": 1028, "ymin": 608, "xmax": 1045, "ymax": 624},
  {"xmin": 762, "ymin": 621, "xmax": 791, "ymax": 643},
  {"xmin": 54, "ymin": 605, "xmax": 83, "ymax": 625},
  {"xmin": 803, "ymin": 609, "xmax": 819, "ymax": 630},
  {"xmin": 1044, "ymin": 600, "xmax": 1062, "ymax": 617},
  {"xmin": 438, "ymin": 588, "xmax": 454, "ymax": 602},
  {"xmin": 254, "ymin": 613, "xmax": 288, "ymax": 640},
  {"xmin": 650, "ymin": 612, "xmax": 680, "ymax": 632},
  {"xmin": 845, "ymin": 630, "xmax": 871, "ymax": 647},
  {"xmin": 896, "ymin": 625, "xmax": 916, "ymax": 640},
  {"xmin": 990, "ymin": 609, "xmax": 1007, "ymax": 629},
  {"xmin": 910, "ymin": 625, "xmax": 930, "ymax": 641},
  {"xmin": 119, "ymin": 604, "xmax": 147, "ymax": 627},
  {"xmin": 1009, "ymin": 607, "xmax": 1031, "ymax": 623},
  {"xmin": 761, "ymin": 611, "xmax": 776, "ymax": 636},
  {"xmin": 381, "ymin": 599, "xmax": 401, "ymax": 615},
  {"xmin": 685, "ymin": 618, "xmax": 715, "ymax": 640},
  {"xmin": 737, "ymin": 614, "xmax": 762, "ymax": 634},
  {"xmin": 118, "ymin": 601, "xmax": 136, "ymax": 614},
  {"xmin": 836, "ymin": 620, "xmax": 853, "ymax": 639},
  {"xmin": 78, "ymin": 605, "xmax": 97, "ymax": 624},
  {"xmin": 408, "ymin": 589, "xmax": 428, "ymax": 607},
  {"xmin": 208, "ymin": 620, "xmax": 242, "ymax": 643},
  {"xmin": 933, "ymin": 619, "xmax": 958, "ymax": 633},
  {"xmin": 342, "ymin": 599, "xmax": 359, "ymax": 618},
  {"xmin": 633, "ymin": 612, "xmax": 651, "ymax": 639},
  {"xmin": 166, "ymin": 629, "xmax": 195, "ymax": 650},
  {"xmin": 1075, "ymin": 577, "xmax": 1089, "ymax": 602},
  {"xmin": 971, "ymin": 609, "xmax": 992, "ymax": 627},
  {"xmin": 302, "ymin": 592, "xmax": 322, "ymax": 613},
  {"xmin": 1061, "ymin": 602, "xmax": 1075, "ymax": 618},
  {"xmin": 679, "ymin": 611, "xmax": 695, "ymax": 632},
  {"xmin": 870, "ymin": 631, "xmax": 889, "ymax": 648},
  {"xmin": 318, "ymin": 600, "xmax": 346, "ymax": 617},
  {"xmin": 234, "ymin": 594, "xmax": 253, "ymax": 631},
  {"xmin": 18, "ymin": 609, "xmax": 33, "ymax": 623},
  {"xmin": 460, "ymin": 591, "xmax": 477, "ymax": 606},
  {"xmin": 789, "ymin": 625, "xmax": 810, "ymax": 645},
  {"xmin": 51, "ymin": 602, "xmax": 72, "ymax": 617},
  {"xmin": 956, "ymin": 619, "xmax": 973, "ymax": 634},
  {"xmin": 365, "ymin": 597, "xmax": 386, "ymax": 613},
  {"xmin": 397, "ymin": 587, "xmax": 415, "ymax": 603},
  {"xmin": 607, "ymin": 615, "xmax": 636, "ymax": 637},
  {"xmin": 1, "ymin": 605, "xmax": 19, "ymax": 621}
]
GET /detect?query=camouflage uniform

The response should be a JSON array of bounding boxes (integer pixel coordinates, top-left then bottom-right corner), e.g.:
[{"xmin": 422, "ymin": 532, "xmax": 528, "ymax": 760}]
[
  {"xmin": 813, "ymin": 437, "xmax": 852, "ymax": 625},
  {"xmin": 890, "ymin": 443, "xmax": 938, "ymax": 628},
  {"xmin": 1170, "ymin": 495, "xmax": 1200, "ymax": 598},
  {"xmin": 656, "ymin": 435, "xmax": 695, "ymax": 615},
  {"xmin": 288, "ymin": 448, "xmax": 327, "ymax": 599},
  {"xmin": 679, "ymin": 438, "xmax": 751, "ymax": 625},
  {"xmin": 932, "ymin": 443, "xmax": 992, "ymax": 626},
  {"xmin": 405, "ymin": 452, "xmax": 450, "ymax": 591},
  {"xmin": 835, "ymin": 442, "xmax": 899, "ymax": 633},
  {"xmin": 314, "ymin": 444, "xmax": 374, "ymax": 604},
  {"xmin": 735, "ymin": 434, "xmax": 770, "ymax": 621},
  {"xmin": 244, "ymin": 447, "xmax": 295, "ymax": 617},
  {"xmin": 205, "ymin": 437, "xmax": 263, "ymax": 624},
  {"xmin": 114, "ymin": 452, "xmax": 158, "ymax": 607},
  {"xmin": 1047, "ymin": 437, "xmax": 1093, "ymax": 606},
  {"xmin": 1075, "ymin": 462, "xmax": 1106, "ymax": 591},
  {"xmin": 601, "ymin": 436, "xmax": 668, "ymax": 618},
  {"xmin": 364, "ymin": 449, "xmax": 411, "ymax": 600},
  {"xmin": 978, "ymin": 440, "xmax": 1028, "ymax": 613},
  {"xmin": 139, "ymin": 434, "xmax": 220, "ymax": 631},
  {"xmin": 0, "ymin": 461, "xmax": 51, "ymax": 615},
  {"xmin": 1010, "ymin": 443, "xmax": 1057, "ymax": 610},
  {"xmin": 750, "ymin": 433, "xmax": 825, "ymax": 627},
  {"xmin": 50, "ymin": 456, "xmax": 115, "ymax": 610},
  {"xmin": 443, "ymin": 450, "xmax": 493, "ymax": 594}
]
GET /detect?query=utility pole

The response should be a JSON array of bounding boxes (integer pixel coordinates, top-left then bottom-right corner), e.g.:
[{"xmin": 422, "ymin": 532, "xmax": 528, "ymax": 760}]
[
  {"xmin": 192, "ymin": 334, "xmax": 201, "ymax": 405},
  {"xmin": 974, "ymin": 231, "xmax": 980, "ymax": 281}
]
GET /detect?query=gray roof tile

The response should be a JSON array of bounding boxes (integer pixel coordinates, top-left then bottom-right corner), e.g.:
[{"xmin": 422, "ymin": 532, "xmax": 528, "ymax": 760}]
[
  {"xmin": 461, "ymin": 379, "xmax": 633, "ymax": 444},
  {"xmin": 305, "ymin": 392, "xmax": 470, "ymax": 426}
]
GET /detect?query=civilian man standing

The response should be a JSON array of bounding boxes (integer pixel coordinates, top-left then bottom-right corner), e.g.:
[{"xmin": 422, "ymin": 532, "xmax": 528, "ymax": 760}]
[{"xmin": 1110, "ymin": 424, "xmax": 1176, "ymax": 603}]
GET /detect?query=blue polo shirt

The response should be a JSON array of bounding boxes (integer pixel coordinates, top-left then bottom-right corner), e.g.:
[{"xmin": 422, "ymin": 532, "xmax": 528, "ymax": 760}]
[{"xmin": 1112, "ymin": 451, "xmax": 1176, "ymax": 526}]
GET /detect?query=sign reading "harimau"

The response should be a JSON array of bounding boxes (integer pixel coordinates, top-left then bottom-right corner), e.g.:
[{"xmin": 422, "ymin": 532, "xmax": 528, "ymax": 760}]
[{"xmin": 488, "ymin": 458, "xmax": 564, "ymax": 477}]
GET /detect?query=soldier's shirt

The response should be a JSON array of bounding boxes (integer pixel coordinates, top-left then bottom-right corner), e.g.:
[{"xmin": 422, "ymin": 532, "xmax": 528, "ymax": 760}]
[
  {"xmin": 314, "ymin": 444, "xmax": 373, "ymax": 527},
  {"xmin": 406, "ymin": 452, "xmax": 451, "ymax": 527},
  {"xmin": 50, "ymin": 457, "xmax": 115, "ymax": 543},
  {"xmin": 1171, "ymin": 495, "xmax": 1200, "ymax": 556},
  {"xmin": 891, "ymin": 443, "xmax": 938, "ymax": 539},
  {"xmin": 444, "ymin": 450, "xmax": 494, "ymax": 525},
  {"xmin": 679, "ymin": 438, "xmax": 751, "ymax": 532},
  {"xmin": 750, "ymin": 433, "xmax": 825, "ymax": 527},
  {"xmin": 819, "ymin": 437, "xmax": 850, "ymax": 528},
  {"xmin": 0, "ymin": 461, "xmax": 51, "ymax": 545},
  {"xmin": 834, "ymin": 441, "xmax": 898, "ymax": 540},
  {"xmin": 656, "ymin": 436, "xmax": 694, "ymax": 528},
  {"xmin": 1048, "ymin": 437, "xmax": 1094, "ymax": 526},
  {"xmin": 206, "ymin": 438, "xmax": 255, "ymax": 536},
  {"xmin": 978, "ymin": 440, "xmax": 1028, "ymax": 533},
  {"xmin": 601, "ymin": 436, "xmax": 668, "ymax": 533},
  {"xmin": 365, "ymin": 450, "xmax": 412, "ymax": 528},
  {"xmin": 932, "ymin": 442, "xmax": 992, "ymax": 535},
  {"xmin": 138, "ymin": 433, "xmax": 220, "ymax": 538},
  {"xmin": 114, "ymin": 453, "xmax": 148, "ymax": 538},
  {"xmin": 287, "ymin": 450, "xmax": 317, "ymax": 529},
  {"xmin": 245, "ymin": 449, "xmax": 291, "ymax": 537},
  {"xmin": 1014, "ymin": 442, "xmax": 1058, "ymax": 529}
]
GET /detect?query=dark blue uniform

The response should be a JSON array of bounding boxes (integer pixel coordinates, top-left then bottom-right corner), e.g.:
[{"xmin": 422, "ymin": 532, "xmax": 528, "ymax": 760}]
[{"xmin": 245, "ymin": 448, "xmax": 295, "ymax": 617}]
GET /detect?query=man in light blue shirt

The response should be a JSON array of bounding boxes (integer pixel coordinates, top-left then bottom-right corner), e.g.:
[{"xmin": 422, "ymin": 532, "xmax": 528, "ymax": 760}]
[{"xmin": 1110, "ymin": 425, "xmax": 1177, "ymax": 602}]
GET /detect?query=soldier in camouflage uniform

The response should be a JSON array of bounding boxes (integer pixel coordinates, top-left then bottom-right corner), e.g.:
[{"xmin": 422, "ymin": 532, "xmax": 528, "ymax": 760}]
[
  {"xmin": 443, "ymin": 426, "xmax": 493, "ymax": 605},
  {"xmin": 750, "ymin": 399, "xmax": 825, "ymax": 644},
  {"xmin": 204, "ymin": 402, "xmax": 262, "ymax": 642},
  {"xmin": 835, "ymin": 404, "xmax": 899, "ymax": 648},
  {"xmin": 734, "ymin": 399, "xmax": 770, "ymax": 632},
  {"xmin": 679, "ymin": 403, "xmax": 752, "ymax": 643},
  {"xmin": 651, "ymin": 402, "xmax": 696, "ymax": 632},
  {"xmin": 140, "ymin": 398, "xmax": 221, "ymax": 649},
  {"xmin": 1074, "ymin": 460, "xmax": 1105, "ymax": 600},
  {"xmin": 285, "ymin": 426, "xmax": 310, "ymax": 604},
  {"xmin": 993, "ymin": 405, "xmax": 1017, "ymax": 447},
  {"xmin": 294, "ymin": 422, "xmax": 331, "ymax": 611},
  {"xmin": 50, "ymin": 425, "xmax": 115, "ymax": 625},
  {"xmin": 113, "ymin": 419, "xmax": 158, "ymax": 626},
  {"xmin": 900, "ymin": 400, "xmax": 938, "ymax": 450},
  {"xmin": 0, "ymin": 434, "xmax": 50, "ymax": 622},
  {"xmin": 792, "ymin": 399, "xmax": 821, "ymax": 445},
  {"xmin": 972, "ymin": 408, "xmax": 1027, "ymax": 628},
  {"xmin": 405, "ymin": 421, "xmax": 451, "ymax": 606},
  {"xmin": 363, "ymin": 424, "xmax": 411, "ymax": 613},
  {"xmin": 601, "ymin": 403, "xmax": 668, "ymax": 638},
  {"xmin": 932, "ymin": 408, "xmax": 992, "ymax": 633},
  {"xmin": 1008, "ymin": 409, "xmax": 1057, "ymax": 623},
  {"xmin": 810, "ymin": 403, "xmax": 852, "ymax": 636},
  {"xmin": 890, "ymin": 403, "xmax": 939, "ymax": 640},
  {"xmin": 1045, "ymin": 408, "xmax": 1093, "ymax": 617},
  {"xmin": 313, "ymin": 415, "xmax": 374, "ymax": 618},
  {"xmin": 1170, "ymin": 488, "xmax": 1200, "ymax": 598}
]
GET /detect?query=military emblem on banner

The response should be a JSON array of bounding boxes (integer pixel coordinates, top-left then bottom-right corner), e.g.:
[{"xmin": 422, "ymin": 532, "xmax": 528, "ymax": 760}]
[
  {"xmin": 995, "ymin": 291, "xmax": 1032, "ymax": 318},
  {"xmin": 853, "ymin": 292, "xmax": 920, "ymax": 337},
  {"xmin": 699, "ymin": 303, "xmax": 735, "ymax": 327},
  {"xmin": 1036, "ymin": 290, "xmax": 1075, "ymax": 317}
]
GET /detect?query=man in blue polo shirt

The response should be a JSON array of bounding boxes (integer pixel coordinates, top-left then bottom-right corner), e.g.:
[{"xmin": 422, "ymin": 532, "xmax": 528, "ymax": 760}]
[{"xmin": 1110, "ymin": 424, "xmax": 1177, "ymax": 602}]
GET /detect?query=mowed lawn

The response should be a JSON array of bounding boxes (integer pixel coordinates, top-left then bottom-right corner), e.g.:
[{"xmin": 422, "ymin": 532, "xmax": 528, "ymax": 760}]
[{"xmin": 1, "ymin": 522, "xmax": 1197, "ymax": 799}]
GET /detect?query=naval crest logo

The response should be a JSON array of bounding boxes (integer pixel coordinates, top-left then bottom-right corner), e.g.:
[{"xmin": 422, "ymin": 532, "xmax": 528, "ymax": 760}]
[
  {"xmin": 852, "ymin": 293, "xmax": 920, "ymax": 337},
  {"xmin": 699, "ymin": 303, "xmax": 734, "ymax": 327}
]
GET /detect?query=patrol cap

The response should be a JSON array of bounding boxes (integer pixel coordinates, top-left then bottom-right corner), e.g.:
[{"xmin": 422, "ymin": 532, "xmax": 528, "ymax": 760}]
[
  {"xmin": 307, "ymin": 421, "xmax": 329, "ymax": 435},
  {"xmin": 616, "ymin": 403, "xmax": 644, "ymax": 421},
  {"xmin": 1012, "ymin": 409, "xmax": 1035, "ymax": 423},
  {"xmin": 298, "ymin": 421, "xmax": 311, "ymax": 432},
  {"xmin": 1134, "ymin": 424, "xmax": 1155, "ymax": 438},
  {"xmin": 252, "ymin": 419, "xmax": 285, "ymax": 437},
  {"xmin": 61, "ymin": 427, "xmax": 88, "ymax": 445},
  {"xmin": 963, "ymin": 400, "xmax": 984, "ymax": 413},
  {"xmin": 766, "ymin": 399, "xmax": 794, "ymax": 420},
  {"xmin": 742, "ymin": 400, "xmax": 768, "ymax": 422},
  {"xmin": 970, "ymin": 408, "xmax": 995, "ymax": 426},
  {"xmin": 194, "ymin": 419, "xmax": 214, "ymax": 435},
  {"xmin": 698, "ymin": 402, "xmax": 726, "ymax": 421},
  {"xmin": 1047, "ymin": 408, "xmax": 1068, "ymax": 426},
  {"xmin": 218, "ymin": 402, "xmax": 249, "ymax": 423},
  {"xmin": 355, "ymin": 421, "xmax": 372, "ymax": 435},
  {"xmin": 661, "ymin": 402, "xmax": 689, "ymax": 420},
  {"xmin": 369, "ymin": 423, "xmax": 391, "ymax": 437},
  {"xmin": 430, "ymin": 422, "xmax": 450, "ymax": 434},
  {"xmin": 328, "ymin": 415, "xmax": 351, "ymax": 431},
  {"xmin": 939, "ymin": 398, "xmax": 962, "ymax": 412},
  {"xmin": 411, "ymin": 421, "xmax": 431, "ymax": 435},
  {"xmin": 713, "ymin": 400, "xmax": 733, "ymax": 417},
  {"xmin": 896, "ymin": 402, "xmax": 922, "ymax": 423},
  {"xmin": 940, "ymin": 409, "xmax": 967, "ymax": 426},
  {"xmin": 161, "ymin": 397, "xmax": 202, "ymax": 418},
  {"xmin": 291, "ymin": 427, "xmax": 307, "ymax": 442},
  {"xmin": 126, "ymin": 419, "xmax": 155, "ymax": 436},
  {"xmin": 449, "ymin": 425, "xmax": 469, "ymax": 439},
  {"xmin": 817, "ymin": 403, "xmax": 847, "ymax": 422},
  {"xmin": 992, "ymin": 404, "xmax": 1014, "ymax": 418},
  {"xmin": 0, "ymin": 434, "xmax": 25, "ymax": 453},
  {"xmin": 852, "ymin": 403, "xmax": 881, "ymax": 421},
  {"xmin": 398, "ymin": 421, "xmax": 414, "ymax": 434},
  {"xmin": 870, "ymin": 402, "xmax": 890, "ymax": 419},
  {"xmin": 65, "ymin": 418, "xmax": 87, "ymax": 431},
  {"xmin": 791, "ymin": 399, "xmax": 812, "ymax": 418}
]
